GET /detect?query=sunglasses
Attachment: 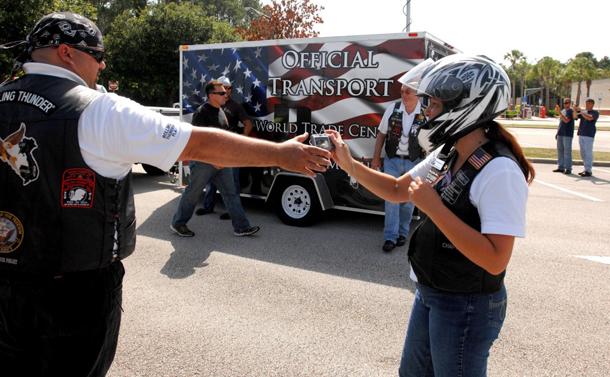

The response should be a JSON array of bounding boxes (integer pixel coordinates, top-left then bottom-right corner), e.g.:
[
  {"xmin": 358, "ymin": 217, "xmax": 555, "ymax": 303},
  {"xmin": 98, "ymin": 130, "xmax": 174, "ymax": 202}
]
[
  {"xmin": 210, "ymin": 91, "xmax": 227, "ymax": 96},
  {"xmin": 71, "ymin": 45, "xmax": 105, "ymax": 63}
]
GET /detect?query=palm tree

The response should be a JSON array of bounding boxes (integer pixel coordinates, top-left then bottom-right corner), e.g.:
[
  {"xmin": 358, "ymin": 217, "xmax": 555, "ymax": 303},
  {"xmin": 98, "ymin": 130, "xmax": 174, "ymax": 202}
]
[
  {"xmin": 503, "ymin": 50, "xmax": 525, "ymax": 107},
  {"xmin": 565, "ymin": 56, "xmax": 596, "ymax": 105},
  {"xmin": 528, "ymin": 57, "xmax": 561, "ymax": 108}
]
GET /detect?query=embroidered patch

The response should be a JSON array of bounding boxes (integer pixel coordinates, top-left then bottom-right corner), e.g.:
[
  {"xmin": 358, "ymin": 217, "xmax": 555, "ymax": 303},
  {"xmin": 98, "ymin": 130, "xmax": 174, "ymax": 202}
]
[
  {"xmin": 440, "ymin": 171, "xmax": 469, "ymax": 205},
  {"xmin": 468, "ymin": 148, "xmax": 493, "ymax": 170},
  {"xmin": 0, "ymin": 211, "xmax": 24, "ymax": 255},
  {"xmin": 61, "ymin": 168, "xmax": 96, "ymax": 208},
  {"xmin": 1, "ymin": 123, "xmax": 40, "ymax": 186}
]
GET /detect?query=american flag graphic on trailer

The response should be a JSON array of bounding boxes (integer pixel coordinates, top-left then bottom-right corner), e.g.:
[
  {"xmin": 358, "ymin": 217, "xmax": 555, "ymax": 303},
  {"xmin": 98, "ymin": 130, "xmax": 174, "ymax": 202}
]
[{"xmin": 180, "ymin": 38, "xmax": 427, "ymax": 152}]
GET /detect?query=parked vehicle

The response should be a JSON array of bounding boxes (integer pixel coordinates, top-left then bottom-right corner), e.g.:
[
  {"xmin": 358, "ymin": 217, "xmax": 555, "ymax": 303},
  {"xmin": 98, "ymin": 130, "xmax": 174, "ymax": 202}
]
[{"xmin": 178, "ymin": 32, "xmax": 458, "ymax": 226}]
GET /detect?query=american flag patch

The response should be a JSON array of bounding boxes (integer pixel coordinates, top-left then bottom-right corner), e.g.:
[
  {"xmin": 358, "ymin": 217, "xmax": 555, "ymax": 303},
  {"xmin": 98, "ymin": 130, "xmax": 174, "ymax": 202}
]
[{"xmin": 467, "ymin": 148, "xmax": 493, "ymax": 170}]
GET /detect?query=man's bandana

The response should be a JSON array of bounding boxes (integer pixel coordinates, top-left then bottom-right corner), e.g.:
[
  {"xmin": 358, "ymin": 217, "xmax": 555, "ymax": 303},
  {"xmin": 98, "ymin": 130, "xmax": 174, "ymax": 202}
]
[{"xmin": 27, "ymin": 12, "xmax": 103, "ymax": 51}]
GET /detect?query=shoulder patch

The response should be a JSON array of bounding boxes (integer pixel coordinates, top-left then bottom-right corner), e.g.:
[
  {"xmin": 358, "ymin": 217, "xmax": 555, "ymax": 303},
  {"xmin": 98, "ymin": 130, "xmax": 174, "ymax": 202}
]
[{"xmin": 467, "ymin": 148, "xmax": 493, "ymax": 170}]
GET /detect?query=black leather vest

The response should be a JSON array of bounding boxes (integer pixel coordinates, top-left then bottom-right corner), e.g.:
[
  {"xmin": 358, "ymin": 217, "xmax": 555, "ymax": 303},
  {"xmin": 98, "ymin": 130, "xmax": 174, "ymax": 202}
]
[
  {"xmin": 0, "ymin": 74, "xmax": 136, "ymax": 275},
  {"xmin": 408, "ymin": 141, "xmax": 516, "ymax": 293},
  {"xmin": 384, "ymin": 102, "xmax": 425, "ymax": 161},
  {"xmin": 407, "ymin": 110, "xmax": 426, "ymax": 161}
]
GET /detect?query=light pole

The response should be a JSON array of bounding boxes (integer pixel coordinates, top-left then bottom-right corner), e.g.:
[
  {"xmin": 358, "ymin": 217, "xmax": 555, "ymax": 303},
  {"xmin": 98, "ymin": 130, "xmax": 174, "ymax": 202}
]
[
  {"xmin": 244, "ymin": 6, "xmax": 275, "ymax": 39},
  {"xmin": 245, "ymin": 6, "xmax": 271, "ymax": 20},
  {"xmin": 403, "ymin": 0, "xmax": 412, "ymax": 32}
]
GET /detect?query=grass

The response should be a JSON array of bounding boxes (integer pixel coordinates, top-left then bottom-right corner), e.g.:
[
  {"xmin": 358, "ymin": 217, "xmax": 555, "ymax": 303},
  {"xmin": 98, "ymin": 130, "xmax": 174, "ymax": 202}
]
[
  {"xmin": 523, "ymin": 147, "xmax": 610, "ymax": 162},
  {"xmin": 499, "ymin": 121, "xmax": 610, "ymax": 132}
]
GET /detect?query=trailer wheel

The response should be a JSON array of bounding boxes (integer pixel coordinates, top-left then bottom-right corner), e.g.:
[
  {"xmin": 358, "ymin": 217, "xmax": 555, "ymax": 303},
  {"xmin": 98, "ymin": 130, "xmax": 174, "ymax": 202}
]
[
  {"xmin": 142, "ymin": 164, "xmax": 166, "ymax": 176},
  {"xmin": 273, "ymin": 180, "xmax": 321, "ymax": 227}
]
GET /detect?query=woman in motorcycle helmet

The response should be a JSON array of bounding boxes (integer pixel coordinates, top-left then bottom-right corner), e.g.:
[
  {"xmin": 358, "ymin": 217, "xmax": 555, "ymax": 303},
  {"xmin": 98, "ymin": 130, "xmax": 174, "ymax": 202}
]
[{"xmin": 328, "ymin": 54, "xmax": 535, "ymax": 376}]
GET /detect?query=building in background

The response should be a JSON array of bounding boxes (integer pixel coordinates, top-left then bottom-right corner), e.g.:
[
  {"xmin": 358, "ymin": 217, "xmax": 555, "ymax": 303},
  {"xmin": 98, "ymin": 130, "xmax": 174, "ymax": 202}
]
[{"xmin": 571, "ymin": 78, "xmax": 610, "ymax": 115}]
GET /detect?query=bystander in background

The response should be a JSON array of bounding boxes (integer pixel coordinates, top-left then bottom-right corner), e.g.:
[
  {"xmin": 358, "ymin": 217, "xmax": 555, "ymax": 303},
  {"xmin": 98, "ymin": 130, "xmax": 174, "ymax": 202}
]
[{"xmin": 575, "ymin": 98, "xmax": 599, "ymax": 177}]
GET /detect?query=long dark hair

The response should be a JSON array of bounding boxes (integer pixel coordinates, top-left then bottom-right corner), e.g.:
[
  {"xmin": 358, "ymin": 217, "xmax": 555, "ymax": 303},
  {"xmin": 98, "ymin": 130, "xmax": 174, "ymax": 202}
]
[{"xmin": 485, "ymin": 121, "xmax": 536, "ymax": 184}]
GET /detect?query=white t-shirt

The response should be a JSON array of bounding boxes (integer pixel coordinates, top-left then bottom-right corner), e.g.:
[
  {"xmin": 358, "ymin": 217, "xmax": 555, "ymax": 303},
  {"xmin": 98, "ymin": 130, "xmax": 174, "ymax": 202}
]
[
  {"xmin": 23, "ymin": 63, "xmax": 192, "ymax": 179},
  {"xmin": 407, "ymin": 146, "xmax": 529, "ymax": 281},
  {"xmin": 377, "ymin": 101, "xmax": 421, "ymax": 157}
]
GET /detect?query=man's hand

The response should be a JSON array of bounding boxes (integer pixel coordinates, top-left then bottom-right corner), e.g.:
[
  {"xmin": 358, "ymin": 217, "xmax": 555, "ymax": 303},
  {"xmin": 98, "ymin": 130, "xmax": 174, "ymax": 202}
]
[
  {"xmin": 277, "ymin": 133, "xmax": 331, "ymax": 177},
  {"xmin": 371, "ymin": 156, "xmax": 381, "ymax": 171}
]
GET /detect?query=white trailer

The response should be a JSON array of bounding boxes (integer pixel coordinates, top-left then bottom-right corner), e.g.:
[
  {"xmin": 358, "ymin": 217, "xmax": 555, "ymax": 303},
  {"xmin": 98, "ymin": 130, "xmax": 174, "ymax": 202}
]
[{"xmin": 179, "ymin": 32, "xmax": 459, "ymax": 226}]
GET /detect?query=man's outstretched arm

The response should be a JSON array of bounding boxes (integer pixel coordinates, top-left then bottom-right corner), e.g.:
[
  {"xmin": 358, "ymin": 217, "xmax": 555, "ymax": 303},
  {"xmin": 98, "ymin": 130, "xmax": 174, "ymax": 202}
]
[{"xmin": 179, "ymin": 128, "xmax": 331, "ymax": 177}]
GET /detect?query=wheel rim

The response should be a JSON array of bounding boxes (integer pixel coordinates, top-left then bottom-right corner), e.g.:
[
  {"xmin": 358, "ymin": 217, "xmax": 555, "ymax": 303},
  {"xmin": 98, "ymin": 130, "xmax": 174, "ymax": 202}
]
[{"xmin": 281, "ymin": 184, "xmax": 311, "ymax": 219}]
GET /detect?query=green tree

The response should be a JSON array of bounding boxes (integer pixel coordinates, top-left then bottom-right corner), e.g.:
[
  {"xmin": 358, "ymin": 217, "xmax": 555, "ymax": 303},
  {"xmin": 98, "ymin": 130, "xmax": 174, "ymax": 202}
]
[
  {"xmin": 528, "ymin": 57, "xmax": 561, "ymax": 108},
  {"xmin": 502, "ymin": 49, "xmax": 525, "ymax": 108},
  {"xmin": 103, "ymin": 2, "xmax": 239, "ymax": 105},
  {"xmin": 565, "ymin": 56, "xmax": 596, "ymax": 105},
  {"xmin": 514, "ymin": 60, "xmax": 532, "ymax": 102},
  {"xmin": 91, "ymin": 0, "xmax": 147, "ymax": 33},
  {"xmin": 598, "ymin": 56, "xmax": 610, "ymax": 71},
  {"xmin": 0, "ymin": 0, "xmax": 96, "ymax": 80}
]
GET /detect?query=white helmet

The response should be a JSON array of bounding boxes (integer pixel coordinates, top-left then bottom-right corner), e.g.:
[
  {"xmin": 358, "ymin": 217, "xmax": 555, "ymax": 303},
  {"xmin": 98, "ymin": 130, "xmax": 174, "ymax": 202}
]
[{"xmin": 398, "ymin": 54, "xmax": 510, "ymax": 150}]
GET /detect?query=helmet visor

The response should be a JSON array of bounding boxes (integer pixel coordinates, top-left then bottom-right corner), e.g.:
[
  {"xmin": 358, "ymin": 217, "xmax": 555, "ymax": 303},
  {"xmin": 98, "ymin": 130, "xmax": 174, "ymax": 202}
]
[{"xmin": 397, "ymin": 58, "xmax": 436, "ymax": 96}]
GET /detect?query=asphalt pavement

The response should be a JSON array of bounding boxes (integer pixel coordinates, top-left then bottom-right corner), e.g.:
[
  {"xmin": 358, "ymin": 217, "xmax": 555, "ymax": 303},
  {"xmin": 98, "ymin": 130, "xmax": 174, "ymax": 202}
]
[{"xmin": 107, "ymin": 164, "xmax": 610, "ymax": 377}]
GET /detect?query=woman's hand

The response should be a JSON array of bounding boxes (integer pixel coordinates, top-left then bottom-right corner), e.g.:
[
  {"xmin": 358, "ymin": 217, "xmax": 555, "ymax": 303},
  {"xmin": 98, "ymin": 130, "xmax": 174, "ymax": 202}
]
[
  {"xmin": 408, "ymin": 176, "xmax": 443, "ymax": 215},
  {"xmin": 326, "ymin": 130, "xmax": 355, "ymax": 175}
]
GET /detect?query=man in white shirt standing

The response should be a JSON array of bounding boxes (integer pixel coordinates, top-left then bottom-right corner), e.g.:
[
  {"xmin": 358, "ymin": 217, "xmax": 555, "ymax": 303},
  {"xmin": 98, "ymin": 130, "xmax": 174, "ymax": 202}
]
[
  {"xmin": 0, "ymin": 12, "xmax": 330, "ymax": 377},
  {"xmin": 372, "ymin": 84, "xmax": 425, "ymax": 252}
]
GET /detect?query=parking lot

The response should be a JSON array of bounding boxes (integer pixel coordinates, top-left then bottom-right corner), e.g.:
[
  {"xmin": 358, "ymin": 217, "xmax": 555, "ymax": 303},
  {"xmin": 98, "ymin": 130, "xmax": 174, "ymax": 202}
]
[{"xmin": 107, "ymin": 163, "xmax": 610, "ymax": 377}]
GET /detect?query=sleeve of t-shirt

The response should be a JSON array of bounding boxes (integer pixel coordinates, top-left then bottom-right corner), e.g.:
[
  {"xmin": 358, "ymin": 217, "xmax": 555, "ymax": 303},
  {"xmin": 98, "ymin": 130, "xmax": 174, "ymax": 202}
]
[
  {"xmin": 469, "ymin": 157, "xmax": 528, "ymax": 238},
  {"xmin": 78, "ymin": 94, "xmax": 192, "ymax": 179},
  {"xmin": 377, "ymin": 104, "xmax": 393, "ymax": 134}
]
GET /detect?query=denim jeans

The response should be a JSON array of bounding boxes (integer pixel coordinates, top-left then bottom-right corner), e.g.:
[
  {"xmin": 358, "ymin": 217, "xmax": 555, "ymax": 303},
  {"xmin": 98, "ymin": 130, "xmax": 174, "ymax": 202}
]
[
  {"xmin": 172, "ymin": 162, "xmax": 250, "ymax": 232},
  {"xmin": 578, "ymin": 136, "xmax": 594, "ymax": 173},
  {"xmin": 202, "ymin": 168, "xmax": 241, "ymax": 211},
  {"xmin": 556, "ymin": 136, "xmax": 573, "ymax": 170},
  {"xmin": 383, "ymin": 157, "xmax": 420, "ymax": 241},
  {"xmin": 399, "ymin": 284, "xmax": 507, "ymax": 377}
]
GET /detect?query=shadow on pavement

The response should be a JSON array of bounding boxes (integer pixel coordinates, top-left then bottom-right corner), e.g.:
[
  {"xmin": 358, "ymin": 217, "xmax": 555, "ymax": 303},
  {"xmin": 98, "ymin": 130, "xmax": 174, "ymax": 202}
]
[{"xmin": 133, "ymin": 174, "xmax": 415, "ymax": 292}]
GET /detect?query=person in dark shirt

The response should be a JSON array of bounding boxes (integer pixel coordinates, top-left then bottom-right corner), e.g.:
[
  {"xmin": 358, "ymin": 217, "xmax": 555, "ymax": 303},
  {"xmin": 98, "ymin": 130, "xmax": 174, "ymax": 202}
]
[
  {"xmin": 575, "ymin": 98, "xmax": 600, "ymax": 177},
  {"xmin": 0, "ymin": 13, "xmax": 330, "ymax": 377},
  {"xmin": 553, "ymin": 98, "xmax": 577, "ymax": 174},
  {"xmin": 170, "ymin": 80, "xmax": 259, "ymax": 237},
  {"xmin": 198, "ymin": 76, "xmax": 254, "ymax": 218}
]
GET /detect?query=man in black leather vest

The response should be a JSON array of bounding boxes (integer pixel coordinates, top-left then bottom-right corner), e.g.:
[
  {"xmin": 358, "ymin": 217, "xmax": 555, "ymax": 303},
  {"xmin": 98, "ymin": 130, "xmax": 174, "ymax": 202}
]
[
  {"xmin": 0, "ymin": 12, "xmax": 330, "ymax": 377},
  {"xmin": 371, "ymin": 84, "xmax": 425, "ymax": 252}
]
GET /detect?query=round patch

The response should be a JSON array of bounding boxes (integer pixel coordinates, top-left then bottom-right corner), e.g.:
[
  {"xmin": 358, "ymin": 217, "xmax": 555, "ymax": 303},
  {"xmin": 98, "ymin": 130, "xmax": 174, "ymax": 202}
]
[{"xmin": 0, "ymin": 211, "xmax": 24, "ymax": 253}]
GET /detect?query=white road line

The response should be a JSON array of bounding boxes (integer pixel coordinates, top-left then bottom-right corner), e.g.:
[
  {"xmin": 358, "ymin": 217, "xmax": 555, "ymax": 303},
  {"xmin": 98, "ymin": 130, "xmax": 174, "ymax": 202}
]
[
  {"xmin": 574, "ymin": 255, "xmax": 610, "ymax": 265},
  {"xmin": 534, "ymin": 179, "xmax": 604, "ymax": 202}
]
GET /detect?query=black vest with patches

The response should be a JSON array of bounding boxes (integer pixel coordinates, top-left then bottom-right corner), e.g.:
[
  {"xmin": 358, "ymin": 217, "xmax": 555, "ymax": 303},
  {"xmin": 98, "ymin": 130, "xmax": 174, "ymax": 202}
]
[
  {"xmin": 408, "ymin": 141, "xmax": 516, "ymax": 293},
  {"xmin": 384, "ymin": 102, "xmax": 425, "ymax": 161},
  {"xmin": 0, "ymin": 74, "xmax": 136, "ymax": 274}
]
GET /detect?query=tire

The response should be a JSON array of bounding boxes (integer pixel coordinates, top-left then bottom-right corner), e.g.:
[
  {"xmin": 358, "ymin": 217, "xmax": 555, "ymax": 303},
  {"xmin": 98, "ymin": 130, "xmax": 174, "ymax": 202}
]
[
  {"xmin": 142, "ymin": 164, "xmax": 166, "ymax": 176},
  {"xmin": 272, "ymin": 179, "xmax": 321, "ymax": 227}
]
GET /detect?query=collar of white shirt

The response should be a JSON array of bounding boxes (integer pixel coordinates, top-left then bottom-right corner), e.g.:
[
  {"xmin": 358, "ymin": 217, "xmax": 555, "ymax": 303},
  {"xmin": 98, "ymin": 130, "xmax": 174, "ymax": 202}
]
[{"xmin": 23, "ymin": 62, "xmax": 88, "ymax": 88}]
